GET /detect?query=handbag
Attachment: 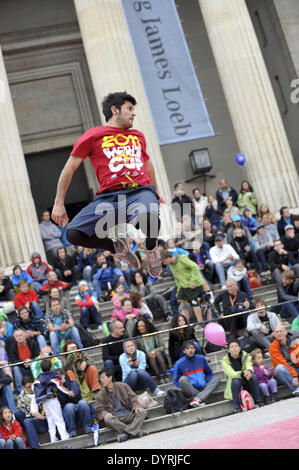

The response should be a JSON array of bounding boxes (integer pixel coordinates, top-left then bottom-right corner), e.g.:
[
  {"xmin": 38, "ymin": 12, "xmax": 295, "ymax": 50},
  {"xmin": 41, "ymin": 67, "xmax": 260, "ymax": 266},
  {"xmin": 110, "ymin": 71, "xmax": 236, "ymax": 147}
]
[{"xmin": 137, "ymin": 391, "xmax": 158, "ymax": 409}]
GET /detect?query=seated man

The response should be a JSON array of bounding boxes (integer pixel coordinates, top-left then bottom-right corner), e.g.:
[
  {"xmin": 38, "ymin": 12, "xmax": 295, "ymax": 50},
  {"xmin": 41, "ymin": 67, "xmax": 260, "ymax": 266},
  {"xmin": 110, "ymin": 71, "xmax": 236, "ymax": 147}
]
[
  {"xmin": 14, "ymin": 306, "xmax": 47, "ymax": 351},
  {"xmin": 214, "ymin": 279, "xmax": 254, "ymax": 339},
  {"xmin": 0, "ymin": 267, "xmax": 14, "ymax": 302},
  {"xmin": 246, "ymin": 298, "xmax": 280, "ymax": 351},
  {"xmin": 277, "ymin": 206, "xmax": 295, "ymax": 238},
  {"xmin": 14, "ymin": 280, "xmax": 45, "ymax": 319},
  {"xmin": 276, "ymin": 270, "xmax": 299, "ymax": 320},
  {"xmin": 173, "ymin": 340, "xmax": 220, "ymax": 407},
  {"xmin": 30, "ymin": 344, "xmax": 63, "ymax": 380},
  {"xmin": 5, "ymin": 328, "xmax": 39, "ymax": 393},
  {"xmin": 269, "ymin": 239, "xmax": 299, "ymax": 284},
  {"xmin": 269, "ymin": 325, "xmax": 299, "ymax": 396},
  {"xmin": 92, "ymin": 252, "xmax": 128, "ymax": 301},
  {"xmin": 209, "ymin": 233, "xmax": 239, "ymax": 289},
  {"xmin": 101, "ymin": 320, "xmax": 128, "ymax": 381},
  {"xmin": 39, "ymin": 270, "xmax": 71, "ymax": 296},
  {"xmin": 252, "ymin": 224, "xmax": 273, "ymax": 273},
  {"xmin": 95, "ymin": 367, "xmax": 148, "ymax": 443},
  {"xmin": 52, "ymin": 246, "xmax": 81, "ymax": 285},
  {"xmin": 261, "ymin": 214, "xmax": 279, "ymax": 242},
  {"xmin": 45, "ymin": 298, "xmax": 83, "ymax": 355}
]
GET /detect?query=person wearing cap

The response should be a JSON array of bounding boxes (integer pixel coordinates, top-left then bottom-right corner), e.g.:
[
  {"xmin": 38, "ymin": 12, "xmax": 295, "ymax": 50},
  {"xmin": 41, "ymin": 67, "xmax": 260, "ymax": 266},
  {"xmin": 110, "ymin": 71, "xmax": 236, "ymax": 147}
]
[
  {"xmin": 252, "ymin": 223, "xmax": 273, "ymax": 274},
  {"xmin": 281, "ymin": 225, "xmax": 299, "ymax": 262},
  {"xmin": 209, "ymin": 233, "xmax": 239, "ymax": 289},
  {"xmin": 226, "ymin": 214, "xmax": 252, "ymax": 245}
]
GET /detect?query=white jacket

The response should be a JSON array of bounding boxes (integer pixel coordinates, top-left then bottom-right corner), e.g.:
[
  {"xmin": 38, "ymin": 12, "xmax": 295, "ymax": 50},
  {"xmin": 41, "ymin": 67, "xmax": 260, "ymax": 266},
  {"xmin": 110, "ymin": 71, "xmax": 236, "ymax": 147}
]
[
  {"xmin": 209, "ymin": 244, "xmax": 239, "ymax": 265},
  {"xmin": 246, "ymin": 311, "xmax": 280, "ymax": 333}
]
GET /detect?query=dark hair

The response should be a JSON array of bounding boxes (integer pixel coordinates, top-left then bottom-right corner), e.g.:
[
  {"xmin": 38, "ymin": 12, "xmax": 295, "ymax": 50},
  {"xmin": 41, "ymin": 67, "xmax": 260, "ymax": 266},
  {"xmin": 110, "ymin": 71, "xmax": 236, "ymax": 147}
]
[
  {"xmin": 183, "ymin": 339, "xmax": 196, "ymax": 350},
  {"xmin": 12, "ymin": 264, "xmax": 22, "ymax": 274},
  {"xmin": 18, "ymin": 306, "xmax": 29, "ymax": 315},
  {"xmin": 133, "ymin": 318, "xmax": 156, "ymax": 337},
  {"xmin": 0, "ymin": 406, "xmax": 12, "ymax": 426},
  {"xmin": 160, "ymin": 249, "xmax": 173, "ymax": 260},
  {"xmin": 121, "ymin": 297, "xmax": 132, "ymax": 306},
  {"xmin": 130, "ymin": 291, "xmax": 143, "ymax": 308},
  {"xmin": 56, "ymin": 246, "xmax": 66, "ymax": 257},
  {"xmin": 99, "ymin": 367, "xmax": 115, "ymax": 382},
  {"xmin": 280, "ymin": 206, "xmax": 288, "ymax": 216},
  {"xmin": 41, "ymin": 359, "xmax": 52, "ymax": 372},
  {"xmin": 254, "ymin": 297, "xmax": 265, "ymax": 307},
  {"xmin": 49, "ymin": 297, "xmax": 61, "ymax": 306},
  {"xmin": 170, "ymin": 314, "xmax": 193, "ymax": 338},
  {"xmin": 192, "ymin": 187, "xmax": 201, "ymax": 195},
  {"xmin": 132, "ymin": 270, "xmax": 148, "ymax": 286},
  {"xmin": 101, "ymin": 92, "xmax": 137, "ymax": 122},
  {"xmin": 227, "ymin": 338, "xmax": 240, "ymax": 348},
  {"xmin": 22, "ymin": 376, "xmax": 33, "ymax": 387}
]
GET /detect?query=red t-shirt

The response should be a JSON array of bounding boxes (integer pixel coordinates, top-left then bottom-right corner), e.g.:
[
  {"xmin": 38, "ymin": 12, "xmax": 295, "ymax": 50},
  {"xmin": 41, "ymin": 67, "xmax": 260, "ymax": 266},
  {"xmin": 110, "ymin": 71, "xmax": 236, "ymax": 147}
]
[
  {"xmin": 17, "ymin": 342, "xmax": 32, "ymax": 362},
  {"xmin": 15, "ymin": 290, "xmax": 39, "ymax": 309},
  {"xmin": 71, "ymin": 126, "xmax": 151, "ymax": 193}
]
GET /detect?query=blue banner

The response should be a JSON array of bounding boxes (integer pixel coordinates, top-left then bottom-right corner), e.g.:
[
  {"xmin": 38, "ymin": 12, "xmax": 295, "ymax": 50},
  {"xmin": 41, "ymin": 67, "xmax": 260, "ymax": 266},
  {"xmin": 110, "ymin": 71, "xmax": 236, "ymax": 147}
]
[{"xmin": 121, "ymin": 0, "xmax": 215, "ymax": 145}]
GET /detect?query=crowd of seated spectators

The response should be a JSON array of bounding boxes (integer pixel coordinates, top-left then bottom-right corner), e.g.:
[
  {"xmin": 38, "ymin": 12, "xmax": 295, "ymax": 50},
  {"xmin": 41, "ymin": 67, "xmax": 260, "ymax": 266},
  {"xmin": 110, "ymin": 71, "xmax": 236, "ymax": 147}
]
[{"xmin": 0, "ymin": 176, "xmax": 298, "ymax": 447}]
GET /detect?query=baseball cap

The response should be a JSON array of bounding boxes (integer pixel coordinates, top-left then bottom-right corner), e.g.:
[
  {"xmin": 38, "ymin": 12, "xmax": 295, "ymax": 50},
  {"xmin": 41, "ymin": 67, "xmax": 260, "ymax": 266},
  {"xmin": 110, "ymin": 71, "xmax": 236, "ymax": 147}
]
[
  {"xmin": 215, "ymin": 233, "xmax": 225, "ymax": 241},
  {"xmin": 232, "ymin": 215, "xmax": 242, "ymax": 222},
  {"xmin": 285, "ymin": 224, "xmax": 294, "ymax": 232}
]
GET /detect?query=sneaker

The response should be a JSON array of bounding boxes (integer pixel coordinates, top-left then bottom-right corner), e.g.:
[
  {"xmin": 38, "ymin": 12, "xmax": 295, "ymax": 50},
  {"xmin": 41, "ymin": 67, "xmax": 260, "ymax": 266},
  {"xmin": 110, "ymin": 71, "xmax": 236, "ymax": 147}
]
[
  {"xmin": 113, "ymin": 238, "xmax": 141, "ymax": 270},
  {"xmin": 152, "ymin": 387, "xmax": 165, "ymax": 397},
  {"xmin": 190, "ymin": 397, "xmax": 201, "ymax": 407},
  {"xmin": 271, "ymin": 393, "xmax": 277, "ymax": 403},
  {"xmin": 145, "ymin": 244, "xmax": 162, "ymax": 278},
  {"xmin": 135, "ymin": 430, "xmax": 150, "ymax": 438},
  {"xmin": 117, "ymin": 433, "xmax": 129, "ymax": 443},
  {"xmin": 265, "ymin": 396, "xmax": 271, "ymax": 405},
  {"xmin": 97, "ymin": 325, "xmax": 103, "ymax": 331},
  {"xmin": 292, "ymin": 387, "xmax": 299, "ymax": 397},
  {"xmin": 69, "ymin": 431, "xmax": 77, "ymax": 438},
  {"xmin": 221, "ymin": 285, "xmax": 227, "ymax": 290}
]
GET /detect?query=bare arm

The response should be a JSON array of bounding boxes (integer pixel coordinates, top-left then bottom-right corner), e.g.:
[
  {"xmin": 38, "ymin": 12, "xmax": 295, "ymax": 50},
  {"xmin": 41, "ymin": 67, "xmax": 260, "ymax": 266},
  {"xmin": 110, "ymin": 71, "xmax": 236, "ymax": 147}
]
[
  {"xmin": 51, "ymin": 155, "xmax": 84, "ymax": 226},
  {"xmin": 144, "ymin": 159, "xmax": 165, "ymax": 203}
]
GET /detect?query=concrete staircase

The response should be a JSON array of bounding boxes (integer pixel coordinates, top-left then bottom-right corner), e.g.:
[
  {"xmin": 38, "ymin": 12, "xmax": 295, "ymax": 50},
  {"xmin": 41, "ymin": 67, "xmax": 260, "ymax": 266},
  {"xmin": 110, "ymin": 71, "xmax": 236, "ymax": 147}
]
[{"xmin": 39, "ymin": 276, "xmax": 292, "ymax": 449}]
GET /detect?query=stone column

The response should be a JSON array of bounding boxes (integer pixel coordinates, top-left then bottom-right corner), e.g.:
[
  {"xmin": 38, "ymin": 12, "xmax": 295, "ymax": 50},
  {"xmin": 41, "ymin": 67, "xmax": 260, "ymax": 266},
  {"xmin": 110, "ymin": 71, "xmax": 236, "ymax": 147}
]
[
  {"xmin": 198, "ymin": 0, "xmax": 299, "ymax": 212},
  {"xmin": 73, "ymin": 0, "xmax": 176, "ymax": 238},
  {"xmin": 0, "ymin": 47, "xmax": 46, "ymax": 267}
]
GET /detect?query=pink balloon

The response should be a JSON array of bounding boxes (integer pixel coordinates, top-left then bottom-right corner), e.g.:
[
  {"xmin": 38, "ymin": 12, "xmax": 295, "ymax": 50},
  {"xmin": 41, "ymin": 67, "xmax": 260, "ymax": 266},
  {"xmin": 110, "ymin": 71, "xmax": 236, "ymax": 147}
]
[{"xmin": 204, "ymin": 322, "xmax": 226, "ymax": 346}]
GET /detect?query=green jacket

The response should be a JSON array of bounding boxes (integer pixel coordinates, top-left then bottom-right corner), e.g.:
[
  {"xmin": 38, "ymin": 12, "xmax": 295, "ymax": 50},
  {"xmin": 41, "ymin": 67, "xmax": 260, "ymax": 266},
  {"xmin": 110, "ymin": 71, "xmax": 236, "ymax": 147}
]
[
  {"xmin": 237, "ymin": 192, "xmax": 258, "ymax": 215},
  {"xmin": 222, "ymin": 351, "xmax": 253, "ymax": 400},
  {"xmin": 291, "ymin": 316, "xmax": 299, "ymax": 332},
  {"xmin": 169, "ymin": 255, "xmax": 205, "ymax": 291}
]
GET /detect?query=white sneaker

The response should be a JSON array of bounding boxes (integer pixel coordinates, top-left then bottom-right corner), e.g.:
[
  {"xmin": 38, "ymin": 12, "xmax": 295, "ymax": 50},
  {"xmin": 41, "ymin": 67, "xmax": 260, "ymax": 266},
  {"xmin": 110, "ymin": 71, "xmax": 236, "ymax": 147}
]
[
  {"xmin": 152, "ymin": 387, "xmax": 165, "ymax": 397},
  {"xmin": 292, "ymin": 387, "xmax": 299, "ymax": 396},
  {"xmin": 97, "ymin": 325, "xmax": 103, "ymax": 331},
  {"xmin": 145, "ymin": 243, "xmax": 162, "ymax": 278},
  {"xmin": 221, "ymin": 285, "xmax": 227, "ymax": 290}
]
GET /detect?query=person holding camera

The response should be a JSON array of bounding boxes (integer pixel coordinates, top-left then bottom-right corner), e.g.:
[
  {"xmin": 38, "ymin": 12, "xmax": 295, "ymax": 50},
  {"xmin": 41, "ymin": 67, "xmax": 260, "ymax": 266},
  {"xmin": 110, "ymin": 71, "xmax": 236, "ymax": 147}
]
[
  {"xmin": 30, "ymin": 345, "xmax": 63, "ymax": 380},
  {"xmin": 214, "ymin": 279, "xmax": 254, "ymax": 339}
]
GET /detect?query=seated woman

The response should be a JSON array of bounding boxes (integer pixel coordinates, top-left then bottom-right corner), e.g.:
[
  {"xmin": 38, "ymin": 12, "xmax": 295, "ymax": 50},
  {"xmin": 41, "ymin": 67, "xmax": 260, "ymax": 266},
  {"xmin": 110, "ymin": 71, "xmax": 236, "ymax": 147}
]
[
  {"xmin": 75, "ymin": 280, "xmax": 102, "ymax": 331},
  {"xmin": 168, "ymin": 313, "xmax": 202, "ymax": 366},
  {"xmin": 52, "ymin": 246, "xmax": 80, "ymax": 285},
  {"xmin": 113, "ymin": 298, "xmax": 141, "ymax": 337},
  {"xmin": 119, "ymin": 340, "xmax": 165, "ymax": 397},
  {"xmin": 130, "ymin": 292, "xmax": 153, "ymax": 321},
  {"xmin": 133, "ymin": 318, "xmax": 168, "ymax": 383},
  {"xmin": 110, "ymin": 282, "xmax": 130, "ymax": 321},
  {"xmin": 62, "ymin": 339, "xmax": 101, "ymax": 403},
  {"xmin": 130, "ymin": 271, "xmax": 169, "ymax": 320},
  {"xmin": 222, "ymin": 338, "xmax": 264, "ymax": 413}
]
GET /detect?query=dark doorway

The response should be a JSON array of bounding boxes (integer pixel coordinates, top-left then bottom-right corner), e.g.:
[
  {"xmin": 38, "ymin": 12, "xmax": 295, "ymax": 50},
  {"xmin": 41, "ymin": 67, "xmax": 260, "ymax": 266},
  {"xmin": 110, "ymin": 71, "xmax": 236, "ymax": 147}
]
[{"xmin": 25, "ymin": 146, "xmax": 91, "ymax": 222}]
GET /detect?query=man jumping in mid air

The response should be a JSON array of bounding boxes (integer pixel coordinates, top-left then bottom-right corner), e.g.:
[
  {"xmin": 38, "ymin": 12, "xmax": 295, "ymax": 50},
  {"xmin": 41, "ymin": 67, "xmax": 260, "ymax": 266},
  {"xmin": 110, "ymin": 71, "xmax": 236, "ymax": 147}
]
[{"xmin": 51, "ymin": 92, "xmax": 163, "ymax": 277}]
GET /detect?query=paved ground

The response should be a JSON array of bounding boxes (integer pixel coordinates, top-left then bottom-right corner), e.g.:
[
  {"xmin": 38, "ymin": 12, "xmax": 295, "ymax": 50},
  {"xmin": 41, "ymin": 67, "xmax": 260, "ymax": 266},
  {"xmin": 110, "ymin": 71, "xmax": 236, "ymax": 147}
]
[{"xmin": 96, "ymin": 396, "xmax": 299, "ymax": 450}]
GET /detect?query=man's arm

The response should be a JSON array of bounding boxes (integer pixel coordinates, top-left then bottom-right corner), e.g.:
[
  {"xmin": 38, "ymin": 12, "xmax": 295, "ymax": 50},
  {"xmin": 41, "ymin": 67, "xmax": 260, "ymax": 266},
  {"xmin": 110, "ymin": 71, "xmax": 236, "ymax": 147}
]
[{"xmin": 51, "ymin": 155, "xmax": 84, "ymax": 226}]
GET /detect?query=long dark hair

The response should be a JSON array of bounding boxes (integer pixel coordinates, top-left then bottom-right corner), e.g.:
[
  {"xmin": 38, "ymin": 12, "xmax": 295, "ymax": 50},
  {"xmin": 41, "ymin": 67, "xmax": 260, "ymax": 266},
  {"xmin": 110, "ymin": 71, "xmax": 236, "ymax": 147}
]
[
  {"xmin": 0, "ymin": 406, "xmax": 12, "ymax": 426},
  {"xmin": 170, "ymin": 314, "xmax": 193, "ymax": 338},
  {"xmin": 240, "ymin": 180, "xmax": 253, "ymax": 193},
  {"xmin": 133, "ymin": 318, "xmax": 157, "ymax": 337}
]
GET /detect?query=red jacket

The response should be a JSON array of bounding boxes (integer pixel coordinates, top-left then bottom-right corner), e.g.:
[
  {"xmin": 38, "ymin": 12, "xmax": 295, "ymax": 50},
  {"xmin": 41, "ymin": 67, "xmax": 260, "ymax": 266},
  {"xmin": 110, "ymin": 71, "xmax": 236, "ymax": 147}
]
[
  {"xmin": 0, "ymin": 420, "xmax": 25, "ymax": 445},
  {"xmin": 15, "ymin": 290, "xmax": 39, "ymax": 309},
  {"xmin": 39, "ymin": 280, "xmax": 69, "ymax": 294}
]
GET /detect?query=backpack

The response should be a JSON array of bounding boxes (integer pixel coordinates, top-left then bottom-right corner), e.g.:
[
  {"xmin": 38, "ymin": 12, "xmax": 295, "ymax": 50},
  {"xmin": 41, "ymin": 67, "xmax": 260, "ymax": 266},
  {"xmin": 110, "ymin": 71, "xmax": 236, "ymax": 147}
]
[
  {"xmin": 247, "ymin": 270, "xmax": 262, "ymax": 289},
  {"xmin": 145, "ymin": 297, "xmax": 165, "ymax": 320},
  {"xmin": 238, "ymin": 335, "xmax": 258, "ymax": 353},
  {"xmin": 239, "ymin": 389, "xmax": 255, "ymax": 411},
  {"xmin": 163, "ymin": 389, "xmax": 188, "ymax": 415},
  {"xmin": 75, "ymin": 322, "xmax": 98, "ymax": 348}
]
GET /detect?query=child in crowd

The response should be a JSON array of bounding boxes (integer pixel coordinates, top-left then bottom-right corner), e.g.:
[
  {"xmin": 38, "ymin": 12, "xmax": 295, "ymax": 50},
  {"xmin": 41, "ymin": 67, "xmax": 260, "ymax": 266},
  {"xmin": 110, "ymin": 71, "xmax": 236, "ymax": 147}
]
[
  {"xmin": 227, "ymin": 259, "xmax": 253, "ymax": 299},
  {"xmin": 33, "ymin": 358, "xmax": 74, "ymax": 442},
  {"xmin": 251, "ymin": 348, "xmax": 278, "ymax": 404},
  {"xmin": 12, "ymin": 265, "xmax": 34, "ymax": 294},
  {"xmin": 0, "ymin": 406, "xmax": 26, "ymax": 449}
]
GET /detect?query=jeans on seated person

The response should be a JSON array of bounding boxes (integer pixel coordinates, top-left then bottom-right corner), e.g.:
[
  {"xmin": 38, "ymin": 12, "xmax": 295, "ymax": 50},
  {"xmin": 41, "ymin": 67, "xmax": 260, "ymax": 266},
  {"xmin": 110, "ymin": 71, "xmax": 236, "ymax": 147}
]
[
  {"xmin": 62, "ymin": 400, "xmax": 94, "ymax": 433},
  {"xmin": 231, "ymin": 375, "xmax": 262, "ymax": 409},
  {"xmin": 37, "ymin": 334, "xmax": 48, "ymax": 350},
  {"xmin": 124, "ymin": 369, "xmax": 158, "ymax": 393},
  {"xmin": 13, "ymin": 365, "xmax": 33, "ymax": 394},
  {"xmin": 80, "ymin": 306, "xmax": 102, "ymax": 328},
  {"xmin": 24, "ymin": 417, "xmax": 49, "ymax": 449},
  {"xmin": 274, "ymin": 364, "xmax": 299, "ymax": 392},
  {"xmin": 49, "ymin": 327, "xmax": 83, "ymax": 355},
  {"xmin": 0, "ymin": 385, "xmax": 17, "ymax": 412},
  {"xmin": 4, "ymin": 437, "xmax": 26, "ymax": 449},
  {"xmin": 238, "ymin": 277, "xmax": 253, "ymax": 299},
  {"xmin": 30, "ymin": 301, "xmax": 45, "ymax": 319},
  {"xmin": 279, "ymin": 302, "xmax": 299, "ymax": 320},
  {"xmin": 215, "ymin": 261, "xmax": 235, "ymax": 287}
]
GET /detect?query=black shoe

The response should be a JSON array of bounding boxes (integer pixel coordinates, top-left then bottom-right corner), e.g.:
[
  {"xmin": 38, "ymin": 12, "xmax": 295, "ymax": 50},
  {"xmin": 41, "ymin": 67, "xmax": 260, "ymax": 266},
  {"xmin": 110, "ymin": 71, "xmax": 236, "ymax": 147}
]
[
  {"xmin": 117, "ymin": 433, "xmax": 129, "ymax": 443},
  {"xmin": 234, "ymin": 408, "xmax": 242, "ymax": 413},
  {"xmin": 135, "ymin": 430, "xmax": 150, "ymax": 438},
  {"xmin": 271, "ymin": 393, "xmax": 277, "ymax": 403},
  {"xmin": 257, "ymin": 402, "xmax": 265, "ymax": 407},
  {"xmin": 265, "ymin": 396, "xmax": 271, "ymax": 405}
]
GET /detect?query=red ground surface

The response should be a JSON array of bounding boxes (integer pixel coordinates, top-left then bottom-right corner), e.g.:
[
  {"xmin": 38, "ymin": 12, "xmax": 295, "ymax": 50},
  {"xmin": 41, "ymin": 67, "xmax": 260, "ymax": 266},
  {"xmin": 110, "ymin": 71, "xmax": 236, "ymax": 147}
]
[{"xmin": 181, "ymin": 416, "xmax": 299, "ymax": 449}]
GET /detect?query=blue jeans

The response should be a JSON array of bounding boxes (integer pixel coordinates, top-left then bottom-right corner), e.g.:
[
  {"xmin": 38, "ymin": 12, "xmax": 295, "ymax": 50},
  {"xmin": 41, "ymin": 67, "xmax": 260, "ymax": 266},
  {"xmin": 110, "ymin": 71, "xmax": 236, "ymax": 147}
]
[
  {"xmin": 83, "ymin": 266, "xmax": 93, "ymax": 283},
  {"xmin": 37, "ymin": 334, "xmax": 47, "ymax": 350},
  {"xmin": 23, "ymin": 417, "xmax": 49, "ymax": 449},
  {"xmin": 238, "ymin": 277, "xmax": 253, "ymax": 299},
  {"xmin": 0, "ymin": 439, "xmax": 5, "ymax": 449},
  {"xmin": 13, "ymin": 366, "xmax": 33, "ymax": 393},
  {"xmin": 33, "ymin": 280, "xmax": 47, "ymax": 293},
  {"xmin": 31, "ymin": 301, "xmax": 45, "ymax": 319},
  {"xmin": 62, "ymin": 400, "xmax": 94, "ymax": 433},
  {"xmin": 80, "ymin": 306, "xmax": 102, "ymax": 328},
  {"xmin": 49, "ymin": 327, "xmax": 83, "ymax": 355},
  {"xmin": 124, "ymin": 369, "xmax": 158, "ymax": 393},
  {"xmin": 231, "ymin": 375, "xmax": 262, "ymax": 409},
  {"xmin": 256, "ymin": 248, "xmax": 270, "ymax": 271},
  {"xmin": 274, "ymin": 364, "xmax": 299, "ymax": 392},
  {"xmin": 4, "ymin": 437, "xmax": 26, "ymax": 449}
]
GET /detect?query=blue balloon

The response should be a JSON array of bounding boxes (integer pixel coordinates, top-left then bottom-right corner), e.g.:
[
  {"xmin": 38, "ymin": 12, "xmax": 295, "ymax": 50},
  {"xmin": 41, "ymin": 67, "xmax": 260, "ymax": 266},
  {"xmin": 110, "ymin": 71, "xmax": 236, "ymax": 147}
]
[{"xmin": 235, "ymin": 153, "xmax": 246, "ymax": 166}]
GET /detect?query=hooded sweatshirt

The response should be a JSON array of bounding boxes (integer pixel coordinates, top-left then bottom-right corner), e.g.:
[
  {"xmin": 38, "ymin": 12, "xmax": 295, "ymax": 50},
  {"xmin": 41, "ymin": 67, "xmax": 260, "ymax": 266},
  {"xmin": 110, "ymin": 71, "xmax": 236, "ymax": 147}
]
[
  {"xmin": 26, "ymin": 252, "xmax": 51, "ymax": 282},
  {"xmin": 119, "ymin": 341, "xmax": 147, "ymax": 382}
]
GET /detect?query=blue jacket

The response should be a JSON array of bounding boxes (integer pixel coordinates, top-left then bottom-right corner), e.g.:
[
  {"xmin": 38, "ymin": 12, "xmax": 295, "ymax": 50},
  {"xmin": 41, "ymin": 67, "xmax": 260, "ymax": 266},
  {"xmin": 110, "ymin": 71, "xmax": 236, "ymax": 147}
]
[
  {"xmin": 92, "ymin": 265, "xmax": 122, "ymax": 283},
  {"xmin": 173, "ymin": 354, "xmax": 214, "ymax": 390},
  {"xmin": 33, "ymin": 370, "xmax": 71, "ymax": 404},
  {"xmin": 12, "ymin": 271, "xmax": 33, "ymax": 287},
  {"xmin": 57, "ymin": 379, "xmax": 82, "ymax": 408},
  {"xmin": 119, "ymin": 349, "xmax": 147, "ymax": 382}
]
